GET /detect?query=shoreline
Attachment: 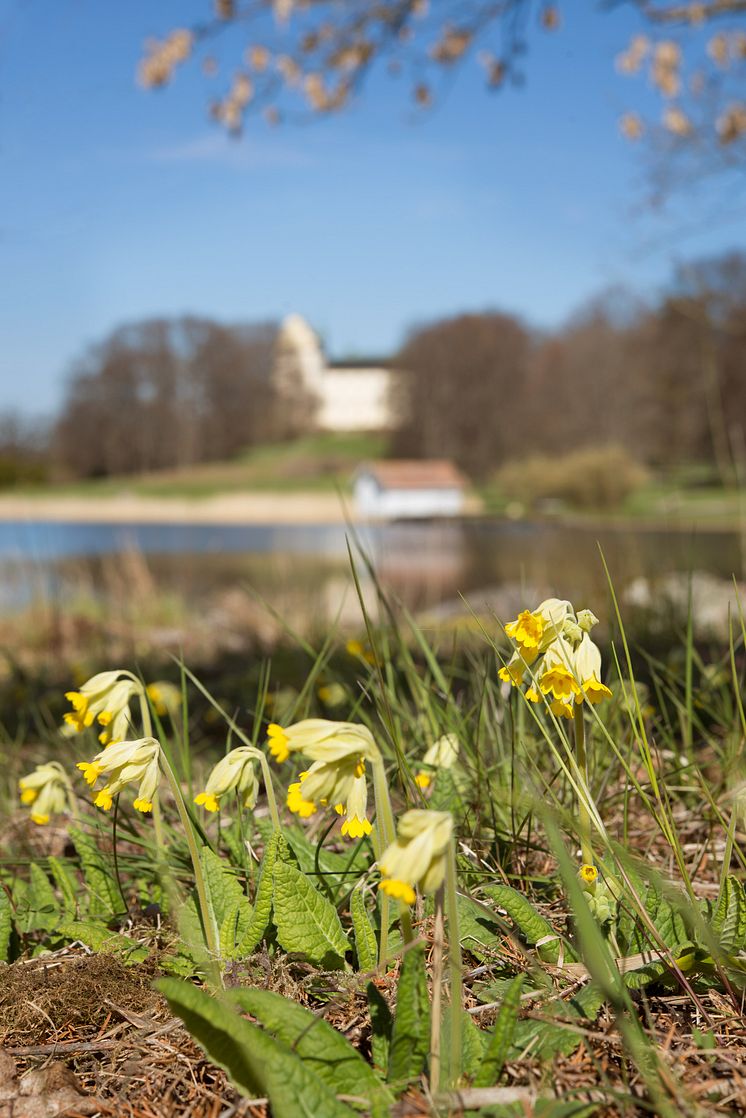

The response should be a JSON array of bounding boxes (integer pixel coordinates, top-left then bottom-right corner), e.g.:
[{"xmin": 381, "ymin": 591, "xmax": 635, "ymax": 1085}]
[
  {"xmin": 0, "ymin": 492, "xmax": 353, "ymax": 525},
  {"xmin": 0, "ymin": 491, "xmax": 741, "ymax": 533}
]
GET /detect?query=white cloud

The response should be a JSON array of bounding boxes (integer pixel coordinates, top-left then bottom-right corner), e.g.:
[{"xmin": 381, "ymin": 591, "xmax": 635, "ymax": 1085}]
[{"xmin": 147, "ymin": 132, "xmax": 315, "ymax": 170}]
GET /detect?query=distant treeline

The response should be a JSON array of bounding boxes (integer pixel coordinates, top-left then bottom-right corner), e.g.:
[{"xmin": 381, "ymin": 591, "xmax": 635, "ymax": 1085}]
[
  {"xmin": 392, "ymin": 251, "xmax": 746, "ymax": 480},
  {"xmin": 4, "ymin": 250, "xmax": 746, "ymax": 485}
]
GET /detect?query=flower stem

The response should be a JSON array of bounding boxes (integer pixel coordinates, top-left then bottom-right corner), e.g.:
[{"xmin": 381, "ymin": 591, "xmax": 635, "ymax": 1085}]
[
  {"xmin": 159, "ymin": 751, "xmax": 220, "ymax": 967},
  {"xmin": 58, "ymin": 766, "xmax": 80, "ymax": 823},
  {"xmin": 371, "ymin": 755, "xmax": 396, "ymax": 849},
  {"xmin": 370, "ymin": 756, "xmax": 397, "ymax": 968},
  {"xmin": 573, "ymin": 704, "xmax": 594, "ymax": 866},
  {"xmin": 429, "ymin": 884, "xmax": 445, "ymax": 1096},
  {"xmin": 249, "ymin": 749, "xmax": 281, "ymax": 830},
  {"xmin": 444, "ymin": 837, "xmax": 462, "ymax": 1088}
]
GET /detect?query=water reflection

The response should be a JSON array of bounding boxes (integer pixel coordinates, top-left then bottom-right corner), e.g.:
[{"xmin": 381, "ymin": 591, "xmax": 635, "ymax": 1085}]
[{"xmin": 0, "ymin": 518, "xmax": 741, "ymax": 623}]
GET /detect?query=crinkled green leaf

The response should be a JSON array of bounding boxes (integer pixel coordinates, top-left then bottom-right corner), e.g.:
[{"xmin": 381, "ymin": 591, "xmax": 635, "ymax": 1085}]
[
  {"xmin": 272, "ymin": 857, "xmax": 350, "ymax": 966},
  {"xmin": 201, "ymin": 847, "xmax": 253, "ymax": 958},
  {"xmin": 482, "ymin": 885, "xmax": 578, "ymax": 964},
  {"xmin": 711, "ymin": 875, "xmax": 746, "ymax": 953},
  {"xmin": 366, "ymin": 981, "xmax": 392, "ymax": 1078},
  {"xmin": 429, "ymin": 769, "xmax": 458, "ymax": 813},
  {"xmin": 232, "ymin": 988, "xmax": 393, "ymax": 1112},
  {"xmin": 57, "ymin": 920, "xmax": 148, "ymax": 963},
  {"xmin": 441, "ymin": 1007, "xmax": 487, "ymax": 1083},
  {"xmin": 236, "ymin": 830, "xmax": 281, "ymax": 956},
  {"xmin": 388, "ymin": 944, "xmax": 430, "ymax": 1084},
  {"xmin": 351, "ymin": 888, "xmax": 377, "ymax": 972},
  {"xmin": 48, "ymin": 857, "xmax": 79, "ymax": 919},
  {"xmin": 22, "ymin": 864, "xmax": 60, "ymax": 933},
  {"xmin": 510, "ymin": 982, "xmax": 604, "ymax": 1061},
  {"xmin": 456, "ymin": 893, "xmax": 507, "ymax": 963},
  {"xmin": 475, "ymin": 974, "xmax": 525, "ymax": 1086},
  {"xmin": 0, "ymin": 889, "xmax": 11, "ymax": 963},
  {"xmin": 69, "ymin": 826, "xmax": 121, "ymax": 917},
  {"xmin": 257, "ymin": 817, "xmax": 364, "ymax": 879},
  {"xmin": 159, "ymin": 978, "xmax": 356, "ymax": 1118}
]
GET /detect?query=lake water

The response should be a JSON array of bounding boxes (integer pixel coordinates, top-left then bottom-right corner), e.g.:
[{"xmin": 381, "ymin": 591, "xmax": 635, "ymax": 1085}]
[{"xmin": 0, "ymin": 518, "xmax": 742, "ymax": 624}]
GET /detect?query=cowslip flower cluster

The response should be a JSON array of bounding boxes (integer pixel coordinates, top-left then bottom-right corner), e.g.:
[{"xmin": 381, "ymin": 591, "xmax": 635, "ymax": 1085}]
[
  {"xmin": 378, "ymin": 809, "xmax": 453, "ymax": 905},
  {"xmin": 415, "ymin": 733, "xmax": 459, "ymax": 790},
  {"xmin": 499, "ymin": 599, "xmax": 612, "ymax": 717},
  {"xmin": 18, "ymin": 762, "xmax": 72, "ymax": 825},
  {"xmin": 77, "ymin": 737, "xmax": 161, "ymax": 813},
  {"xmin": 146, "ymin": 681, "xmax": 181, "ymax": 719},
  {"xmin": 194, "ymin": 747, "xmax": 259, "ymax": 813},
  {"xmin": 63, "ymin": 670, "xmax": 138, "ymax": 747},
  {"xmin": 578, "ymin": 862, "xmax": 618, "ymax": 924},
  {"xmin": 268, "ymin": 719, "xmax": 379, "ymax": 839}
]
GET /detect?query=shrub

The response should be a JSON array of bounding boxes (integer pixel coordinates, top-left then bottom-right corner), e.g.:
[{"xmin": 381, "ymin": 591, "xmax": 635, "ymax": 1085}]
[{"xmin": 495, "ymin": 444, "xmax": 649, "ymax": 511}]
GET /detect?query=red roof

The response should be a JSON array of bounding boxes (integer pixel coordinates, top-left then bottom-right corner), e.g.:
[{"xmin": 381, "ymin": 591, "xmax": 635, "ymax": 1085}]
[{"xmin": 357, "ymin": 460, "xmax": 467, "ymax": 491}]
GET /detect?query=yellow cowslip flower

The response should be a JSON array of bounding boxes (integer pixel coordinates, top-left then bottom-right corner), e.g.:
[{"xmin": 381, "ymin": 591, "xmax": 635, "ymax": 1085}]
[
  {"xmin": 378, "ymin": 810, "xmax": 453, "ymax": 906},
  {"xmin": 549, "ymin": 698, "xmax": 574, "ymax": 719},
  {"xmin": 194, "ymin": 747, "xmax": 259, "ymax": 813},
  {"xmin": 317, "ymin": 682, "xmax": 346, "ymax": 708},
  {"xmin": 287, "ymin": 755, "xmax": 373, "ymax": 838},
  {"xmin": 18, "ymin": 762, "xmax": 72, "ymax": 825},
  {"xmin": 498, "ymin": 648, "xmax": 538, "ymax": 687},
  {"xmin": 579, "ymin": 863, "xmax": 598, "ymax": 885},
  {"xmin": 267, "ymin": 718, "xmax": 378, "ymax": 765},
  {"xmin": 77, "ymin": 737, "xmax": 161, "ymax": 814},
  {"xmin": 415, "ymin": 733, "xmax": 459, "ymax": 789},
  {"xmin": 504, "ymin": 598, "xmax": 573, "ymax": 657},
  {"xmin": 571, "ymin": 635, "xmax": 612, "ymax": 704},
  {"xmin": 504, "ymin": 610, "xmax": 544, "ymax": 652},
  {"xmin": 146, "ymin": 681, "xmax": 181, "ymax": 718},
  {"xmin": 63, "ymin": 671, "xmax": 135, "ymax": 735},
  {"xmin": 345, "ymin": 638, "xmax": 376, "ymax": 664},
  {"xmin": 95, "ymin": 679, "xmax": 140, "ymax": 746},
  {"xmin": 269, "ymin": 719, "xmax": 381, "ymax": 839},
  {"xmin": 538, "ymin": 642, "xmax": 582, "ymax": 703}
]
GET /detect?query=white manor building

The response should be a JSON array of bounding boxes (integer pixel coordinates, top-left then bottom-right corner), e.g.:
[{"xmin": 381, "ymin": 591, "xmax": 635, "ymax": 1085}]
[{"xmin": 272, "ymin": 314, "xmax": 397, "ymax": 432}]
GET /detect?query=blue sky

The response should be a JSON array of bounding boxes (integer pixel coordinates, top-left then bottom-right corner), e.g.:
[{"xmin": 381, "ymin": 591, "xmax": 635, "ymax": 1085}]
[{"xmin": 1, "ymin": 0, "xmax": 744, "ymax": 415}]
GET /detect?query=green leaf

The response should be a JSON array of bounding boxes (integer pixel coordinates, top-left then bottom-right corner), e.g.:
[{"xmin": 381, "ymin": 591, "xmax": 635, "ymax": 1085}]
[
  {"xmin": 510, "ymin": 983, "xmax": 604, "ymax": 1061},
  {"xmin": 232, "ymin": 988, "xmax": 393, "ymax": 1111},
  {"xmin": 69, "ymin": 826, "xmax": 122, "ymax": 917},
  {"xmin": 456, "ymin": 893, "xmax": 506, "ymax": 963},
  {"xmin": 48, "ymin": 857, "xmax": 79, "ymax": 919},
  {"xmin": 711, "ymin": 875, "xmax": 746, "ymax": 953},
  {"xmin": 236, "ymin": 830, "xmax": 281, "ymax": 956},
  {"xmin": 475, "ymin": 974, "xmax": 525, "ymax": 1086},
  {"xmin": 366, "ymin": 981, "xmax": 392, "ymax": 1078},
  {"xmin": 351, "ymin": 888, "xmax": 377, "ymax": 972},
  {"xmin": 441, "ymin": 1008, "xmax": 487, "ymax": 1083},
  {"xmin": 388, "ymin": 944, "xmax": 430, "ymax": 1084},
  {"xmin": 481, "ymin": 885, "xmax": 577, "ymax": 964},
  {"xmin": 159, "ymin": 979, "xmax": 357, "ymax": 1118},
  {"xmin": 57, "ymin": 920, "xmax": 148, "ymax": 963},
  {"xmin": 272, "ymin": 858, "xmax": 350, "ymax": 966},
  {"xmin": 429, "ymin": 769, "xmax": 458, "ymax": 813},
  {"xmin": 200, "ymin": 847, "xmax": 253, "ymax": 960},
  {"xmin": 0, "ymin": 888, "xmax": 12, "ymax": 963},
  {"xmin": 257, "ymin": 817, "xmax": 365, "ymax": 880},
  {"xmin": 24, "ymin": 864, "xmax": 60, "ymax": 933}
]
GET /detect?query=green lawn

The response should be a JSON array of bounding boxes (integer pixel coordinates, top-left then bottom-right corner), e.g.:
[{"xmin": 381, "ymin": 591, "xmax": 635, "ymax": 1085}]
[{"xmin": 12, "ymin": 432, "xmax": 389, "ymax": 500}]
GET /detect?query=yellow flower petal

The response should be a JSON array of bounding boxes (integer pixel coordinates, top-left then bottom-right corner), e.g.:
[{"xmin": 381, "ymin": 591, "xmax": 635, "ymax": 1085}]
[
  {"xmin": 379, "ymin": 878, "xmax": 416, "ymax": 905},
  {"xmin": 194, "ymin": 791, "xmax": 220, "ymax": 812}
]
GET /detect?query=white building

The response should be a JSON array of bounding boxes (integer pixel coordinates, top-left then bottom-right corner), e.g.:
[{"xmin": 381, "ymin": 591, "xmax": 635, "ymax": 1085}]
[
  {"xmin": 273, "ymin": 314, "xmax": 397, "ymax": 432},
  {"xmin": 354, "ymin": 460, "xmax": 467, "ymax": 520}
]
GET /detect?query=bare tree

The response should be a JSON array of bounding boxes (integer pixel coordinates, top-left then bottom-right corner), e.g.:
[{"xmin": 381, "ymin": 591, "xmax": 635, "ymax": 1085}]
[
  {"xmin": 54, "ymin": 317, "xmax": 277, "ymax": 478},
  {"xmin": 391, "ymin": 312, "xmax": 531, "ymax": 477}
]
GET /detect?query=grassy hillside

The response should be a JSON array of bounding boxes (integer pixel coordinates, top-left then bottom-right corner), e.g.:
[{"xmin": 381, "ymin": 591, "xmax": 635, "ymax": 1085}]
[{"xmin": 17, "ymin": 432, "xmax": 390, "ymax": 500}]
